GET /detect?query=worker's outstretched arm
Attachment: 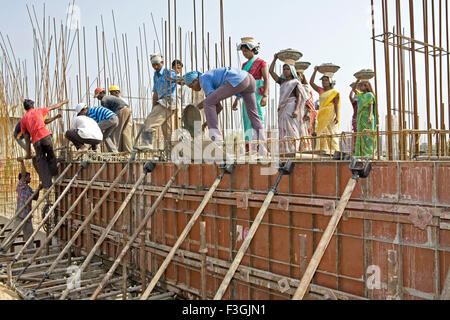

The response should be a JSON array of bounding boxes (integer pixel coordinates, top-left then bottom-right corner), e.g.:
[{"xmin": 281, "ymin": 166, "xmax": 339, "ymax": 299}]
[
  {"xmin": 269, "ymin": 54, "xmax": 279, "ymax": 83},
  {"xmin": 310, "ymin": 66, "xmax": 321, "ymax": 93},
  {"xmin": 48, "ymin": 99, "xmax": 69, "ymax": 112},
  {"xmin": 44, "ymin": 113, "xmax": 63, "ymax": 125}
]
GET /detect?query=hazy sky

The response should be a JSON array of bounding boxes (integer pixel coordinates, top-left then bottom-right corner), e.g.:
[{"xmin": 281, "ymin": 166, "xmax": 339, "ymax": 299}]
[{"xmin": 0, "ymin": 0, "xmax": 448, "ymax": 133}]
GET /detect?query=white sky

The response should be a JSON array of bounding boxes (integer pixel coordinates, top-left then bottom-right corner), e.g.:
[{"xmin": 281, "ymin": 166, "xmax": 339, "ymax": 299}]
[{"xmin": 0, "ymin": 0, "xmax": 448, "ymax": 133}]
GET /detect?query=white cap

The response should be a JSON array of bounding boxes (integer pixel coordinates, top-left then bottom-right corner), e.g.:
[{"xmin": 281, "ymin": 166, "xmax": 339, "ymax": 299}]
[{"xmin": 75, "ymin": 103, "xmax": 87, "ymax": 115}]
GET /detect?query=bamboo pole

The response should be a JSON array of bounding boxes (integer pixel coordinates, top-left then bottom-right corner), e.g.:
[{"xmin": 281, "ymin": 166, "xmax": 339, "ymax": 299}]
[
  {"xmin": 408, "ymin": 0, "xmax": 420, "ymax": 156},
  {"xmin": 292, "ymin": 177, "xmax": 359, "ymax": 300},
  {"xmin": 381, "ymin": 0, "xmax": 393, "ymax": 159},
  {"xmin": 90, "ymin": 167, "xmax": 182, "ymax": 299},
  {"xmin": 423, "ymin": 0, "xmax": 433, "ymax": 156},
  {"xmin": 1, "ymin": 164, "xmax": 70, "ymax": 251},
  {"xmin": 140, "ymin": 168, "xmax": 228, "ymax": 300},
  {"xmin": 59, "ymin": 166, "xmax": 152, "ymax": 300},
  {"xmin": 12, "ymin": 163, "xmax": 87, "ymax": 263},
  {"xmin": 214, "ymin": 190, "xmax": 275, "ymax": 300},
  {"xmin": 14, "ymin": 164, "xmax": 107, "ymax": 282},
  {"xmin": 30, "ymin": 162, "xmax": 132, "ymax": 294}
]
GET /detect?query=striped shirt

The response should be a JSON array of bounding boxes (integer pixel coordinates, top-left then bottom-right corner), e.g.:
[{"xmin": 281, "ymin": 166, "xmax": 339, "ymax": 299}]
[{"xmin": 87, "ymin": 106, "xmax": 117, "ymax": 123}]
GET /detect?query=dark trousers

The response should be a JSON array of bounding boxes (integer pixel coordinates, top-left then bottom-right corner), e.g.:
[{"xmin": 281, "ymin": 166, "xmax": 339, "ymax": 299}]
[
  {"xmin": 65, "ymin": 129, "xmax": 102, "ymax": 150},
  {"xmin": 34, "ymin": 135, "xmax": 58, "ymax": 189}
]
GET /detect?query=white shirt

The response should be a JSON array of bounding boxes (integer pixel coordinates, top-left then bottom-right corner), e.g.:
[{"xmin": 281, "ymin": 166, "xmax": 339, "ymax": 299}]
[{"xmin": 72, "ymin": 115, "xmax": 103, "ymax": 140}]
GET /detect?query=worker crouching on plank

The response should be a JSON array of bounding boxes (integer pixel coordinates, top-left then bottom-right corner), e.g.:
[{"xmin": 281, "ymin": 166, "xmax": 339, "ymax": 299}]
[
  {"xmin": 184, "ymin": 68, "xmax": 268, "ymax": 157},
  {"xmin": 75, "ymin": 103, "xmax": 119, "ymax": 153},
  {"xmin": 20, "ymin": 99, "xmax": 69, "ymax": 189},
  {"xmin": 65, "ymin": 103, "xmax": 104, "ymax": 152},
  {"xmin": 135, "ymin": 53, "xmax": 181, "ymax": 151},
  {"xmin": 94, "ymin": 86, "xmax": 133, "ymax": 153}
]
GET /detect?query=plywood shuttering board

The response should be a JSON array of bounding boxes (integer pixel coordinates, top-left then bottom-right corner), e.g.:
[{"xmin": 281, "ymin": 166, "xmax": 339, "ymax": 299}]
[{"xmin": 53, "ymin": 161, "xmax": 450, "ymax": 300}]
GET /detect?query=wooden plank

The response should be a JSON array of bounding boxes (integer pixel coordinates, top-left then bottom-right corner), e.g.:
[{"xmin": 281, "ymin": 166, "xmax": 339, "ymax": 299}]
[
  {"xmin": 292, "ymin": 178, "xmax": 358, "ymax": 300},
  {"xmin": 140, "ymin": 172, "xmax": 224, "ymax": 299}
]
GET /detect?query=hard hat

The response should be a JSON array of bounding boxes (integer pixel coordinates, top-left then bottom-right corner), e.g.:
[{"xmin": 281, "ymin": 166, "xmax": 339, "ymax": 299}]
[
  {"xmin": 109, "ymin": 85, "xmax": 120, "ymax": 92},
  {"xmin": 94, "ymin": 87, "xmax": 105, "ymax": 98},
  {"xmin": 75, "ymin": 103, "xmax": 87, "ymax": 115}
]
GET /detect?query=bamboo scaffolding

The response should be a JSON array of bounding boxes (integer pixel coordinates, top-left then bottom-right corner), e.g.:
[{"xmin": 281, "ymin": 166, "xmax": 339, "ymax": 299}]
[{"xmin": 58, "ymin": 162, "xmax": 155, "ymax": 300}]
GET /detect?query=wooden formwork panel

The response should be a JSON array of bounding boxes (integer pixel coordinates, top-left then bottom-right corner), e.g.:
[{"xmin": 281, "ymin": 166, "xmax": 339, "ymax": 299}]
[{"xmin": 55, "ymin": 161, "xmax": 450, "ymax": 300}]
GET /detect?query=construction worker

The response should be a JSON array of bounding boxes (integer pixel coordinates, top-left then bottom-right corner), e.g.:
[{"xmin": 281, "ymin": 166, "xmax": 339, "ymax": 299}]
[
  {"xmin": 21, "ymin": 99, "xmax": 69, "ymax": 189},
  {"xmin": 65, "ymin": 104, "xmax": 103, "ymax": 152},
  {"xmin": 76, "ymin": 103, "xmax": 119, "ymax": 153},
  {"xmin": 184, "ymin": 68, "xmax": 267, "ymax": 154},
  {"xmin": 14, "ymin": 113, "xmax": 61, "ymax": 174},
  {"xmin": 11, "ymin": 158, "xmax": 41, "ymax": 244},
  {"xmin": 94, "ymin": 86, "xmax": 133, "ymax": 153},
  {"xmin": 135, "ymin": 53, "xmax": 181, "ymax": 151},
  {"xmin": 14, "ymin": 114, "xmax": 62, "ymax": 151}
]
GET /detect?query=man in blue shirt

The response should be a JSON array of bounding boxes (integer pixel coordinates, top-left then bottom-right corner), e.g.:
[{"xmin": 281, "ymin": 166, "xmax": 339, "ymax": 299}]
[
  {"xmin": 185, "ymin": 67, "xmax": 266, "ymax": 150},
  {"xmin": 135, "ymin": 53, "xmax": 181, "ymax": 151},
  {"xmin": 76, "ymin": 103, "xmax": 119, "ymax": 153}
]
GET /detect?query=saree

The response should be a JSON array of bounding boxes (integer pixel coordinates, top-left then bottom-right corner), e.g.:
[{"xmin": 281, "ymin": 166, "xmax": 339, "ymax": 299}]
[
  {"xmin": 299, "ymin": 84, "xmax": 318, "ymax": 150},
  {"xmin": 354, "ymin": 91, "xmax": 376, "ymax": 157},
  {"xmin": 278, "ymin": 78, "xmax": 303, "ymax": 154},
  {"xmin": 315, "ymin": 89, "xmax": 341, "ymax": 153},
  {"xmin": 242, "ymin": 57, "xmax": 266, "ymax": 141}
]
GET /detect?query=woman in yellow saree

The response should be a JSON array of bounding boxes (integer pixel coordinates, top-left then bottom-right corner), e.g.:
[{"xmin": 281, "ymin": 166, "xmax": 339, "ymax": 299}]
[{"xmin": 310, "ymin": 66, "xmax": 341, "ymax": 154}]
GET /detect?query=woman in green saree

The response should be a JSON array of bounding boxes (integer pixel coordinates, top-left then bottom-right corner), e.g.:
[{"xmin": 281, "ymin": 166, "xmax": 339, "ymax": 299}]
[{"xmin": 353, "ymin": 80, "xmax": 376, "ymax": 157}]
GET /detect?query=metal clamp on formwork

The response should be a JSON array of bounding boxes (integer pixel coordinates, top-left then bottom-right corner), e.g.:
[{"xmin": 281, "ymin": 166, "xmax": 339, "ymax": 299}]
[
  {"xmin": 349, "ymin": 158, "xmax": 371, "ymax": 180},
  {"xmin": 271, "ymin": 161, "xmax": 295, "ymax": 195},
  {"xmin": 58, "ymin": 161, "xmax": 156, "ymax": 300},
  {"xmin": 213, "ymin": 161, "xmax": 294, "ymax": 300},
  {"xmin": 139, "ymin": 163, "xmax": 236, "ymax": 300},
  {"xmin": 292, "ymin": 158, "xmax": 372, "ymax": 300}
]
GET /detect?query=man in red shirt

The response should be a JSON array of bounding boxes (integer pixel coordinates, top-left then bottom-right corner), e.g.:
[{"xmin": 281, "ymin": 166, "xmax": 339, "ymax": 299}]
[{"xmin": 21, "ymin": 99, "xmax": 69, "ymax": 189}]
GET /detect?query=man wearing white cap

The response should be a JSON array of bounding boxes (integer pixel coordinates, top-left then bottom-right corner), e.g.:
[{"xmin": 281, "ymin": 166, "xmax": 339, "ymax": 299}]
[
  {"xmin": 135, "ymin": 53, "xmax": 181, "ymax": 151},
  {"xmin": 65, "ymin": 103, "xmax": 103, "ymax": 152}
]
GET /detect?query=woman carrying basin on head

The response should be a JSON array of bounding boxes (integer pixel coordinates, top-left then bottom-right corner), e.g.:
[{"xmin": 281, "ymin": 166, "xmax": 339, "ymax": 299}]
[
  {"xmin": 352, "ymin": 79, "xmax": 376, "ymax": 157},
  {"xmin": 269, "ymin": 54, "xmax": 305, "ymax": 154},
  {"xmin": 310, "ymin": 66, "xmax": 341, "ymax": 154},
  {"xmin": 233, "ymin": 37, "xmax": 269, "ymax": 152}
]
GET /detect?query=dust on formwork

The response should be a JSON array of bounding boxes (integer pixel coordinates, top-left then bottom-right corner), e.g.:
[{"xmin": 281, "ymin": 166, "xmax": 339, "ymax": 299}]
[{"xmin": 0, "ymin": 283, "xmax": 20, "ymax": 300}]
